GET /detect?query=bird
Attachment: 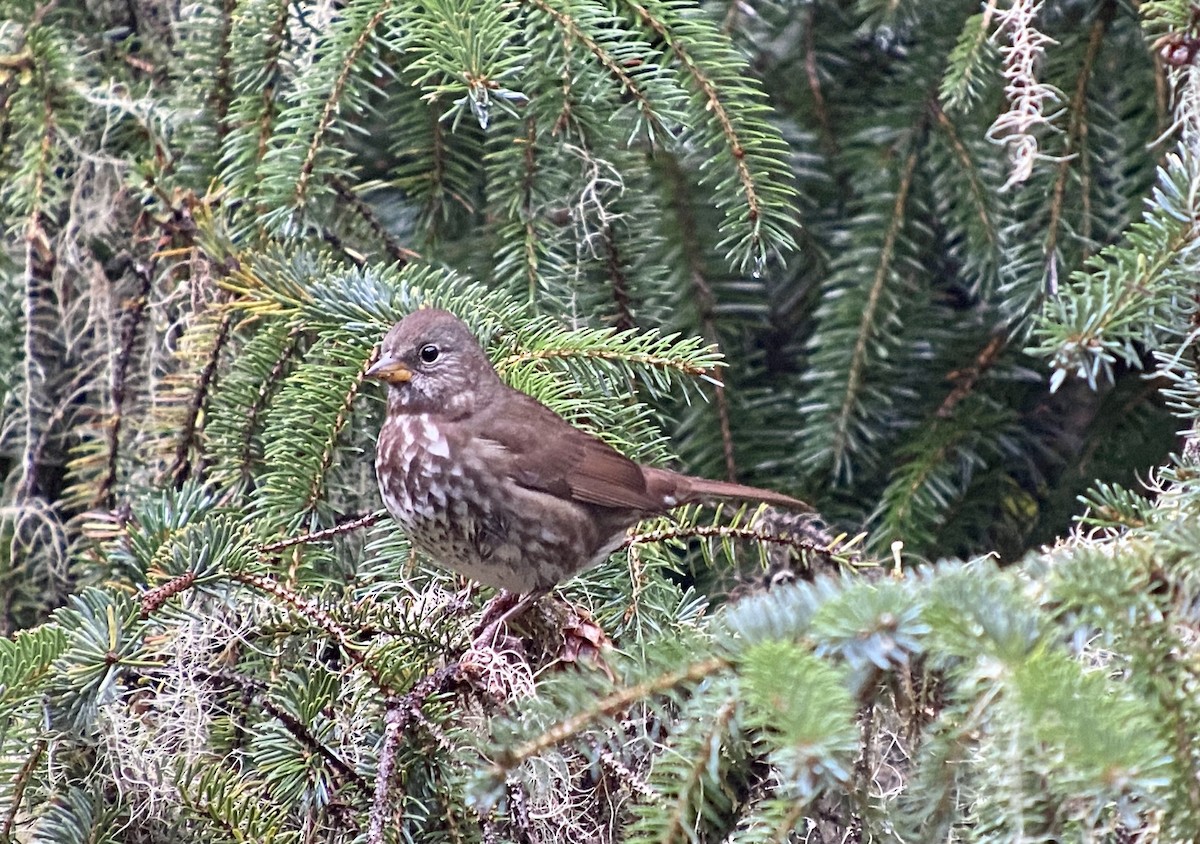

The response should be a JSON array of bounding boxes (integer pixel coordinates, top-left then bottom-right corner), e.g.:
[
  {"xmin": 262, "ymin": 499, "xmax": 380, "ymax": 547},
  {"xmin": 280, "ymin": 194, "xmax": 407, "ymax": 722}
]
[{"xmin": 366, "ymin": 308, "xmax": 811, "ymax": 631}]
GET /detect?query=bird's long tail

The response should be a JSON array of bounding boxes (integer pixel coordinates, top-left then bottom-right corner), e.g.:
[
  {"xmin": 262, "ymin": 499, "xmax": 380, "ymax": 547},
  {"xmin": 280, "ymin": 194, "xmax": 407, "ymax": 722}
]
[{"xmin": 647, "ymin": 468, "xmax": 811, "ymax": 511}]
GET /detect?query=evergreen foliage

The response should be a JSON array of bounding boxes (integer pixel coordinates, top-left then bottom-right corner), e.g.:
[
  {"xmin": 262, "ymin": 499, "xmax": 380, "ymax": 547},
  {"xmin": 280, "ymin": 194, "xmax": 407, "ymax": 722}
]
[{"xmin": 1, "ymin": 0, "xmax": 1199, "ymax": 840}]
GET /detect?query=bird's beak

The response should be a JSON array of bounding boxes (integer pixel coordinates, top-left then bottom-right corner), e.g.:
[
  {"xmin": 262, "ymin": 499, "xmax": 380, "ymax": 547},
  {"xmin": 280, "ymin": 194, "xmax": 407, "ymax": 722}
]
[{"xmin": 365, "ymin": 356, "xmax": 412, "ymax": 384}]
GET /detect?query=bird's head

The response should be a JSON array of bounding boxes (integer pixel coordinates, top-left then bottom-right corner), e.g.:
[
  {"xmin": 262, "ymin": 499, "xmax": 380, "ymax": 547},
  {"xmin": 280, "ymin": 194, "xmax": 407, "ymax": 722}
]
[{"xmin": 366, "ymin": 309, "xmax": 497, "ymax": 416}]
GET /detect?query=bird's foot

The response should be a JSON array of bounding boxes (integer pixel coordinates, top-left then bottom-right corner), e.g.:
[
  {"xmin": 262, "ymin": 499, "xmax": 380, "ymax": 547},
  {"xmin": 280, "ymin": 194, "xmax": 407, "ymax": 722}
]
[
  {"xmin": 463, "ymin": 593, "xmax": 615, "ymax": 700},
  {"xmin": 472, "ymin": 590, "xmax": 519, "ymax": 638},
  {"xmin": 471, "ymin": 589, "xmax": 545, "ymax": 647}
]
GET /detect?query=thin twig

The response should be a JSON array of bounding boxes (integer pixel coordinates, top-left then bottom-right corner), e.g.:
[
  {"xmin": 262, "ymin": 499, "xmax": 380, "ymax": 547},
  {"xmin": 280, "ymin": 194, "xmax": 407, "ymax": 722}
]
[
  {"xmin": 525, "ymin": 0, "xmax": 664, "ymax": 139},
  {"xmin": 602, "ymin": 223, "xmax": 635, "ymax": 332},
  {"xmin": 500, "ymin": 345, "xmax": 716, "ymax": 380},
  {"xmin": 1, "ymin": 739, "xmax": 46, "ymax": 838},
  {"xmin": 830, "ymin": 117, "xmax": 926, "ymax": 468},
  {"xmin": 169, "ymin": 309, "xmax": 234, "ymax": 488},
  {"xmin": 626, "ymin": 1, "xmax": 761, "ymax": 228},
  {"xmin": 262, "ymin": 694, "xmax": 370, "ymax": 794},
  {"xmin": 253, "ymin": 0, "xmax": 290, "ymax": 182},
  {"xmin": 368, "ymin": 699, "xmax": 404, "ymax": 844},
  {"xmin": 99, "ymin": 260, "xmax": 153, "ymax": 507},
  {"xmin": 299, "ymin": 356, "xmax": 375, "ymax": 516},
  {"xmin": 804, "ymin": 4, "xmax": 837, "ymax": 160},
  {"xmin": 235, "ymin": 323, "xmax": 305, "ymax": 487},
  {"xmin": 1044, "ymin": 4, "xmax": 1112, "ymax": 278},
  {"xmin": 367, "ymin": 664, "xmax": 463, "ymax": 844},
  {"xmin": 213, "ymin": 0, "xmax": 236, "ymax": 140},
  {"xmin": 258, "ymin": 511, "xmax": 385, "ymax": 554},
  {"xmin": 330, "ymin": 176, "xmax": 420, "ymax": 266},
  {"xmin": 624, "ymin": 522, "xmax": 827, "ymax": 555},
  {"xmin": 936, "ymin": 333, "xmax": 1006, "ymax": 418}
]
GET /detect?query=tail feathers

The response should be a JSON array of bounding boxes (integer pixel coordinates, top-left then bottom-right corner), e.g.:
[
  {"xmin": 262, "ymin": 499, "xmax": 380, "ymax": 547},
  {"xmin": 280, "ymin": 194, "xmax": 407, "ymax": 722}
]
[{"xmin": 675, "ymin": 475, "xmax": 811, "ymax": 511}]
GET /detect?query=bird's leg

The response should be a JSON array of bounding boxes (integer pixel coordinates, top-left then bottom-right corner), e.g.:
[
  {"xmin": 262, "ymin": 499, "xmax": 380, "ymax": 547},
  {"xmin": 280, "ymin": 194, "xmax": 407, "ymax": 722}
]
[
  {"xmin": 473, "ymin": 589, "xmax": 519, "ymax": 634},
  {"xmin": 472, "ymin": 589, "xmax": 548, "ymax": 645}
]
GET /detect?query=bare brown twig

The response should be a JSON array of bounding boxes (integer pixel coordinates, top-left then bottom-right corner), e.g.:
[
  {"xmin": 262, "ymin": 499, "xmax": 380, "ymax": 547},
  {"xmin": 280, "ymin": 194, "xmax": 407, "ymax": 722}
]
[{"xmin": 258, "ymin": 510, "xmax": 385, "ymax": 554}]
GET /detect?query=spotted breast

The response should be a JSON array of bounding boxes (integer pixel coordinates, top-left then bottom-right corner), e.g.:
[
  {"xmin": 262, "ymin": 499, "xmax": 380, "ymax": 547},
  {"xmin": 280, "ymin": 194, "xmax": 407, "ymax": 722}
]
[{"xmin": 376, "ymin": 411, "xmax": 613, "ymax": 593}]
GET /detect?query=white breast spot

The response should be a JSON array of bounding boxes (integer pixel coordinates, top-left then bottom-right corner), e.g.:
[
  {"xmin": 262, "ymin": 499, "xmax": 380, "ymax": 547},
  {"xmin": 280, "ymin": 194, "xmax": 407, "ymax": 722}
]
[
  {"xmin": 407, "ymin": 415, "xmax": 448, "ymax": 458},
  {"xmin": 427, "ymin": 433, "xmax": 450, "ymax": 459}
]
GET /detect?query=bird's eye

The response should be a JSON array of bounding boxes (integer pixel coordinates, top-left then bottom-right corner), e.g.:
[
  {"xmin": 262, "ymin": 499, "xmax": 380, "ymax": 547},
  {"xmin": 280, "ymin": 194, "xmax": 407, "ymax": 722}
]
[{"xmin": 419, "ymin": 344, "xmax": 440, "ymax": 364}]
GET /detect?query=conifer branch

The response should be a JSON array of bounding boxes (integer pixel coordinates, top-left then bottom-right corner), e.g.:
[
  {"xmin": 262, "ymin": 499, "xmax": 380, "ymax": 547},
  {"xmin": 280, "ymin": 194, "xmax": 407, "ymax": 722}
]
[
  {"xmin": 186, "ymin": 665, "xmax": 372, "ymax": 797},
  {"xmin": 624, "ymin": 522, "xmax": 828, "ymax": 556},
  {"xmin": 491, "ymin": 657, "xmax": 729, "ymax": 775},
  {"xmin": 139, "ymin": 570, "xmax": 197, "ymax": 616},
  {"xmin": 368, "ymin": 699, "xmax": 404, "ymax": 844},
  {"xmin": 236, "ymin": 324, "xmax": 303, "ymax": 487},
  {"xmin": 254, "ymin": 0, "xmax": 290, "ymax": 173},
  {"xmin": 1, "ymin": 738, "xmax": 46, "ymax": 838},
  {"xmin": 3, "ymin": 3, "xmax": 1196, "ymax": 838},
  {"xmin": 501, "ymin": 339, "xmax": 718, "ymax": 380},
  {"xmin": 1044, "ymin": 6, "xmax": 1112, "ymax": 275},
  {"xmin": 427, "ymin": 106, "xmax": 452, "ymax": 216},
  {"xmin": 661, "ymin": 153, "xmax": 737, "ymax": 480},
  {"xmin": 293, "ymin": 0, "xmax": 393, "ymax": 210},
  {"xmin": 804, "ymin": 4, "xmax": 836, "ymax": 159},
  {"xmin": 937, "ymin": 334, "xmax": 1006, "ymax": 418},
  {"xmin": 601, "ymin": 223, "xmax": 636, "ymax": 331},
  {"xmin": 303, "ymin": 357, "xmax": 371, "ymax": 516},
  {"xmin": 660, "ymin": 696, "xmax": 738, "ymax": 843},
  {"xmin": 520, "ymin": 117, "xmax": 540, "ymax": 302},
  {"xmin": 213, "ymin": 0, "xmax": 236, "ymax": 140},
  {"xmin": 830, "ymin": 130, "xmax": 923, "ymax": 469},
  {"xmin": 525, "ymin": 0, "xmax": 665, "ymax": 138},
  {"xmin": 931, "ymin": 101, "xmax": 999, "ymax": 252},
  {"xmin": 368, "ymin": 664, "xmax": 463, "ymax": 843},
  {"xmin": 261, "ymin": 693, "xmax": 370, "ymax": 795},
  {"xmin": 626, "ymin": 0, "xmax": 761, "ymax": 226},
  {"xmin": 233, "ymin": 571, "xmax": 396, "ymax": 694}
]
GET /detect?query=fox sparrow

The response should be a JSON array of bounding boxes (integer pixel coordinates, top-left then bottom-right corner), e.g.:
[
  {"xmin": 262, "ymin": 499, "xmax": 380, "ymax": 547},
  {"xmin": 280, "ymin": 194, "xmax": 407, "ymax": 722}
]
[{"xmin": 367, "ymin": 309, "xmax": 809, "ymax": 610}]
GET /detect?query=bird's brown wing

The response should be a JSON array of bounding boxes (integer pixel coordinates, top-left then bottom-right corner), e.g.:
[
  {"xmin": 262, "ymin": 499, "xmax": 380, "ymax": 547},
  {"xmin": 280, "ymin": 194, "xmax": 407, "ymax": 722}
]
[{"xmin": 478, "ymin": 390, "xmax": 664, "ymax": 511}]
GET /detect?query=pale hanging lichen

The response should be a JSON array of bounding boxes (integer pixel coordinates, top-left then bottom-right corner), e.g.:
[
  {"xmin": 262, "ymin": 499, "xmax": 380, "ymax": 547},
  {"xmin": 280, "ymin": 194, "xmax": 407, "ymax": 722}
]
[{"xmin": 985, "ymin": 0, "xmax": 1063, "ymax": 189}]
